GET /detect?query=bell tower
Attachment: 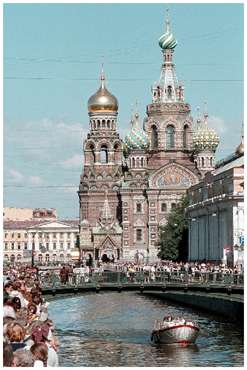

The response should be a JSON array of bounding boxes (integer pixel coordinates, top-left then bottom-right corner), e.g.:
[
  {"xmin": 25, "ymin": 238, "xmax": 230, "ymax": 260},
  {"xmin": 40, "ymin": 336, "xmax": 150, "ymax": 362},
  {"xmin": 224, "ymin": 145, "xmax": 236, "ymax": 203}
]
[{"xmin": 78, "ymin": 67, "xmax": 123, "ymax": 261}]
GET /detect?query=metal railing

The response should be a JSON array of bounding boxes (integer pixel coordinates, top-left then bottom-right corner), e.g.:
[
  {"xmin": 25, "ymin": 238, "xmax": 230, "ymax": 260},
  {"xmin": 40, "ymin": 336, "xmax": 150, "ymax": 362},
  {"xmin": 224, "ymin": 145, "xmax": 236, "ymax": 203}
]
[{"xmin": 39, "ymin": 271, "xmax": 244, "ymax": 289}]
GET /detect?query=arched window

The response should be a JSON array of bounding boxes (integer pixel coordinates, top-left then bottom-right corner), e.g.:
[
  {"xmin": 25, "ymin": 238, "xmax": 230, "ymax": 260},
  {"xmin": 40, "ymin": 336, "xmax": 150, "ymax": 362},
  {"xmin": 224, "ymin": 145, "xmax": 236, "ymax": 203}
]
[
  {"xmin": 97, "ymin": 120, "xmax": 100, "ymax": 129},
  {"xmin": 210, "ymin": 157, "xmax": 213, "ymax": 167},
  {"xmin": 114, "ymin": 143, "xmax": 120, "ymax": 162},
  {"xmin": 89, "ymin": 144, "xmax": 95, "ymax": 163},
  {"xmin": 151, "ymin": 125, "xmax": 158, "ymax": 149},
  {"xmin": 102, "ymin": 120, "xmax": 106, "ymax": 128},
  {"xmin": 167, "ymin": 85, "xmax": 172, "ymax": 99},
  {"xmin": 202, "ymin": 157, "xmax": 205, "ymax": 167},
  {"xmin": 166, "ymin": 125, "xmax": 175, "ymax": 149},
  {"xmin": 107, "ymin": 120, "xmax": 110, "ymax": 128},
  {"xmin": 141, "ymin": 157, "xmax": 144, "ymax": 167},
  {"xmin": 100, "ymin": 145, "xmax": 108, "ymax": 163},
  {"xmin": 183, "ymin": 125, "xmax": 189, "ymax": 148},
  {"xmin": 132, "ymin": 157, "xmax": 136, "ymax": 168}
]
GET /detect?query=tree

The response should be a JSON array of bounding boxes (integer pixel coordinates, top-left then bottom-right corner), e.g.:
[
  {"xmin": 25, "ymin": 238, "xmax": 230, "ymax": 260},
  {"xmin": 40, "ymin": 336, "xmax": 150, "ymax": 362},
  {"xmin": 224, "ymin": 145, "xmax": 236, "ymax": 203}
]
[{"xmin": 157, "ymin": 196, "xmax": 189, "ymax": 261}]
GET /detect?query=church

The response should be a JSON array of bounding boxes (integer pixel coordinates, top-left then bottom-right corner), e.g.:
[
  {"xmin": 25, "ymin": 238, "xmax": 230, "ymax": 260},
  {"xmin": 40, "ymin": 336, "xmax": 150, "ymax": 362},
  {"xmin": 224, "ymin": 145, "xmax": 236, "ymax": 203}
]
[{"xmin": 78, "ymin": 13, "xmax": 220, "ymax": 263}]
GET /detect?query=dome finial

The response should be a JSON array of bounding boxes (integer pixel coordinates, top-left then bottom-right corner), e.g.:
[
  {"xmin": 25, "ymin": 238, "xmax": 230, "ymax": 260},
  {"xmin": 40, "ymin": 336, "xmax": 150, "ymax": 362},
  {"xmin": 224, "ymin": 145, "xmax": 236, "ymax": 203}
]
[
  {"xmin": 100, "ymin": 59, "xmax": 105, "ymax": 88},
  {"xmin": 203, "ymin": 101, "xmax": 208, "ymax": 122},
  {"xmin": 134, "ymin": 99, "xmax": 139, "ymax": 119},
  {"xmin": 196, "ymin": 106, "xmax": 201, "ymax": 124},
  {"xmin": 165, "ymin": 7, "xmax": 170, "ymax": 33}
]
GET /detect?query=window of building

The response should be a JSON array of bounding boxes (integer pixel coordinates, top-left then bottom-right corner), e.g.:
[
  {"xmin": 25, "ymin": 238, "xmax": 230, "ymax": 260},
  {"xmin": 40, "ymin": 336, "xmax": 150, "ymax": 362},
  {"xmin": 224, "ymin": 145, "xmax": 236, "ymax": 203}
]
[
  {"xmin": 202, "ymin": 157, "xmax": 205, "ymax": 167},
  {"xmin": 17, "ymin": 254, "xmax": 22, "ymax": 261},
  {"xmin": 24, "ymin": 243, "xmax": 28, "ymax": 250},
  {"xmin": 60, "ymin": 243, "xmax": 64, "ymax": 250},
  {"xmin": 171, "ymin": 203, "xmax": 176, "ymax": 209},
  {"xmin": 38, "ymin": 254, "xmax": 42, "ymax": 262},
  {"xmin": 24, "ymin": 233, "xmax": 28, "ymax": 239},
  {"xmin": 100, "ymin": 145, "xmax": 108, "ymax": 164},
  {"xmin": 166, "ymin": 125, "xmax": 175, "ymax": 149},
  {"xmin": 46, "ymin": 243, "xmax": 49, "ymax": 249},
  {"xmin": 5, "ymin": 233, "xmax": 8, "ymax": 238},
  {"xmin": 60, "ymin": 233, "xmax": 64, "ymax": 239},
  {"xmin": 17, "ymin": 243, "xmax": 21, "ymax": 250},
  {"xmin": 183, "ymin": 125, "xmax": 189, "ymax": 148},
  {"xmin": 5, "ymin": 243, "xmax": 8, "ymax": 250},
  {"xmin": 45, "ymin": 254, "xmax": 50, "ymax": 262},
  {"xmin": 161, "ymin": 203, "xmax": 167, "ymax": 212},
  {"xmin": 11, "ymin": 243, "xmax": 15, "ymax": 250},
  {"xmin": 136, "ymin": 203, "xmax": 142, "ymax": 213},
  {"xmin": 17, "ymin": 233, "xmax": 21, "ymax": 238},
  {"xmin": 53, "ymin": 243, "xmax": 56, "ymax": 250},
  {"xmin": 12, "ymin": 233, "xmax": 15, "ymax": 238},
  {"xmin": 136, "ymin": 229, "xmax": 142, "ymax": 242},
  {"xmin": 67, "ymin": 233, "xmax": 71, "ymax": 239},
  {"xmin": 151, "ymin": 125, "xmax": 158, "ymax": 149},
  {"xmin": 32, "ymin": 242, "xmax": 35, "ymax": 249},
  {"xmin": 167, "ymin": 85, "xmax": 172, "ymax": 98}
]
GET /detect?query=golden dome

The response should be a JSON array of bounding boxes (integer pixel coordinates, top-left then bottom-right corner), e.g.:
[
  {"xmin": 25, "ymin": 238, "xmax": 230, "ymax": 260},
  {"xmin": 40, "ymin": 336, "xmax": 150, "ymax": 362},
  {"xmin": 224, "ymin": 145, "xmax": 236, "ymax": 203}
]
[
  {"xmin": 235, "ymin": 136, "xmax": 244, "ymax": 155},
  {"xmin": 88, "ymin": 71, "xmax": 118, "ymax": 113}
]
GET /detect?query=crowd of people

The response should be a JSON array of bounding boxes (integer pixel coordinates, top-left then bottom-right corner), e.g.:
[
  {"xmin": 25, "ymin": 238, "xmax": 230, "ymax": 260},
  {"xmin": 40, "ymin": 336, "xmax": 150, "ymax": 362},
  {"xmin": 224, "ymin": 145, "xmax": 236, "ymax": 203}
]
[
  {"xmin": 36, "ymin": 259, "xmax": 244, "ymax": 287},
  {"xmin": 3, "ymin": 265, "xmax": 59, "ymax": 367}
]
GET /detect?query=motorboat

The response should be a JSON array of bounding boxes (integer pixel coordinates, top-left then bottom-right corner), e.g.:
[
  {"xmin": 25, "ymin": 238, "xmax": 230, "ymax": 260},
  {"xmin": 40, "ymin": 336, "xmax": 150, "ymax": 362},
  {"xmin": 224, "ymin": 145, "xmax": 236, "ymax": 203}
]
[{"xmin": 151, "ymin": 316, "xmax": 200, "ymax": 345}]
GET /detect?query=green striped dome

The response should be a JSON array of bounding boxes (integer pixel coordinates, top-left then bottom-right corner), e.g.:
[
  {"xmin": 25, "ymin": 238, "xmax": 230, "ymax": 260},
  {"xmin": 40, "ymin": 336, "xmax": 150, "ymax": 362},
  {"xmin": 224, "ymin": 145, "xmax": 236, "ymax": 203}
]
[
  {"xmin": 159, "ymin": 30, "xmax": 177, "ymax": 50},
  {"xmin": 125, "ymin": 113, "xmax": 149, "ymax": 150}
]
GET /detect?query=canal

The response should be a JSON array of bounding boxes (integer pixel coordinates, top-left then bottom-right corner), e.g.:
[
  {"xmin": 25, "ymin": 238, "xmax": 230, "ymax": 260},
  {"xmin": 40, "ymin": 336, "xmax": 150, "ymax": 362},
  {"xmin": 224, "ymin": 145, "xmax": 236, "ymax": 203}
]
[{"xmin": 48, "ymin": 292, "xmax": 243, "ymax": 367}]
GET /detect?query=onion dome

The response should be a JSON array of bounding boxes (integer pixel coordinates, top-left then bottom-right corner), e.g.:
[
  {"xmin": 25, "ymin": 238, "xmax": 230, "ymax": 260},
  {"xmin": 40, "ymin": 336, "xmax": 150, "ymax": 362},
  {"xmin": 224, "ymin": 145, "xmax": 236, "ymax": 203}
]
[
  {"xmin": 125, "ymin": 112, "xmax": 149, "ymax": 150},
  {"xmin": 158, "ymin": 11, "xmax": 177, "ymax": 50},
  {"xmin": 88, "ymin": 69, "xmax": 118, "ymax": 113},
  {"xmin": 235, "ymin": 128, "xmax": 244, "ymax": 155},
  {"xmin": 193, "ymin": 111, "xmax": 219, "ymax": 152}
]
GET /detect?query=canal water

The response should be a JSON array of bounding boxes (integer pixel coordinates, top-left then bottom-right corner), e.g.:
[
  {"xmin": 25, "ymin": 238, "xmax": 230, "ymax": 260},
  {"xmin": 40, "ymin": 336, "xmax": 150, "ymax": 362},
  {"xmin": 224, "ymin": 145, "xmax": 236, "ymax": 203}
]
[{"xmin": 48, "ymin": 292, "xmax": 243, "ymax": 367}]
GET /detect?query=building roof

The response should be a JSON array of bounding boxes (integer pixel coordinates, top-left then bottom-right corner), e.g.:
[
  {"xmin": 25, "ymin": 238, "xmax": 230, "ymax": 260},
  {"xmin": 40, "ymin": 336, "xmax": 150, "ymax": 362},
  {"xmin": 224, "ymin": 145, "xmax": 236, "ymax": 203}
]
[
  {"xmin": 4, "ymin": 219, "xmax": 79, "ymax": 230},
  {"xmin": 214, "ymin": 155, "xmax": 244, "ymax": 175}
]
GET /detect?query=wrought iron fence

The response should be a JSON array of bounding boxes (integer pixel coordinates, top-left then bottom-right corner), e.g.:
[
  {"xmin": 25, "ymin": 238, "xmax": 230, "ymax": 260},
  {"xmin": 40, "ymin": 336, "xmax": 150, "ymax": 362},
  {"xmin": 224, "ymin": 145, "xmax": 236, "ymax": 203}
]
[{"xmin": 39, "ymin": 270, "xmax": 244, "ymax": 289}]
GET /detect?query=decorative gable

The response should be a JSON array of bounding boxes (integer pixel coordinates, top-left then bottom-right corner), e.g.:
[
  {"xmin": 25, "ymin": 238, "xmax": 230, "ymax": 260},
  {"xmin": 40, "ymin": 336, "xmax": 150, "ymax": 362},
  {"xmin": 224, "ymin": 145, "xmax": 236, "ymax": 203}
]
[{"xmin": 149, "ymin": 163, "xmax": 199, "ymax": 189}]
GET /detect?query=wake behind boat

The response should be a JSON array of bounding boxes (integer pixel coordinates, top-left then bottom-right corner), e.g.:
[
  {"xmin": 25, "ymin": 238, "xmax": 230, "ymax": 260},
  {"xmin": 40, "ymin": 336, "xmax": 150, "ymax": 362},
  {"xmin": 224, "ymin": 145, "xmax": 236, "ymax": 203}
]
[{"xmin": 151, "ymin": 316, "xmax": 200, "ymax": 345}]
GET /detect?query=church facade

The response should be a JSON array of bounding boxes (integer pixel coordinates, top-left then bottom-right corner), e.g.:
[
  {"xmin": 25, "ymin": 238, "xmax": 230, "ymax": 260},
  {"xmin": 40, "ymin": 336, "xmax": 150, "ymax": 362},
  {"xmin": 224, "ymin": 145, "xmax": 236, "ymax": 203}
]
[{"xmin": 78, "ymin": 14, "xmax": 220, "ymax": 263}]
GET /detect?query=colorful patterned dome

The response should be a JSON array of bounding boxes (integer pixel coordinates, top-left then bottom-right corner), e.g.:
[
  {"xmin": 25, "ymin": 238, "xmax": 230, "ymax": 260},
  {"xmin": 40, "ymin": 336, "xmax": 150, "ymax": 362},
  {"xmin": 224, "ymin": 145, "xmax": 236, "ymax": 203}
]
[
  {"xmin": 125, "ymin": 112, "xmax": 149, "ymax": 150},
  {"xmin": 193, "ymin": 115, "xmax": 219, "ymax": 152},
  {"xmin": 158, "ymin": 15, "xmax": 177, "ymax": 50}
]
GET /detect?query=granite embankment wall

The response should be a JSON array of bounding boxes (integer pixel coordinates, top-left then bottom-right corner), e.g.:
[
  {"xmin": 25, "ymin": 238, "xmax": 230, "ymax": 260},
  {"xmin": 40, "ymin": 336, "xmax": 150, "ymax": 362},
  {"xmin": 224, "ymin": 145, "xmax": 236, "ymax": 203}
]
[{"xmin": 142, "ymin": 291, "xmax": 244, "ymax": 323}]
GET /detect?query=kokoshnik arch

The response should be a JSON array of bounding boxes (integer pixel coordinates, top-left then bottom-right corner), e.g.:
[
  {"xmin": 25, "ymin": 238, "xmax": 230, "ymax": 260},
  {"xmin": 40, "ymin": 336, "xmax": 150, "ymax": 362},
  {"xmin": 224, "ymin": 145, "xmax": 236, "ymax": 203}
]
[{"xmin": 78, "ymin": 12, "xmax": 220, "ymax": 263}]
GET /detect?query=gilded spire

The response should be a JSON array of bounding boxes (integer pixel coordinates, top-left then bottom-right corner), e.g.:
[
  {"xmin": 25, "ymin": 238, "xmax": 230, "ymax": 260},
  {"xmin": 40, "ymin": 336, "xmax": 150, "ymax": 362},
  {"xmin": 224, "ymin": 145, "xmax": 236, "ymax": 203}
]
[{"xmin": 100, "ymin": 62, "xmax": 106, "ymax": 89}]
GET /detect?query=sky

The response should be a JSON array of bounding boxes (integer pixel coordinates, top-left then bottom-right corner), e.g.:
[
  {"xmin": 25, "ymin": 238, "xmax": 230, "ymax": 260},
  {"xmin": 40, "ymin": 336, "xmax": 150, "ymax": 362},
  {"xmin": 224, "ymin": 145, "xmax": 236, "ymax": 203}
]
[{"xmin": 3, "ymin": 3, "xmax": 244, "ymax": 219}]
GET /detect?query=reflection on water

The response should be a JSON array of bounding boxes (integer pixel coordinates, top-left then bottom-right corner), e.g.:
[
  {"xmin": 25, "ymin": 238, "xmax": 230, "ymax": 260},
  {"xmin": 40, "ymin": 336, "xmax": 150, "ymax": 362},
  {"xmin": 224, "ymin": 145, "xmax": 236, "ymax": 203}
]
[{"xmin": 48, "ymin": 292, "xmax": 243, "ymax": 367}]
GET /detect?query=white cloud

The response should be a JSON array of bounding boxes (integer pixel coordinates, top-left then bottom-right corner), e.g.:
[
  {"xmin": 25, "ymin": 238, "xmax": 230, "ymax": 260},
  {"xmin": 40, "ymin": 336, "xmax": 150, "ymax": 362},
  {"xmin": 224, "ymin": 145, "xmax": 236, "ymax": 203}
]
[
  {"xmin": 208, "ymin": 116, "xmax": 227, "ymax": 135},
  {"xmin": 61, "ymin": 154, "xmax": 82, "ymax": 168},
  {"xmin": 8, "ymin": 169, "xmax": 24, "ymax": 183}
]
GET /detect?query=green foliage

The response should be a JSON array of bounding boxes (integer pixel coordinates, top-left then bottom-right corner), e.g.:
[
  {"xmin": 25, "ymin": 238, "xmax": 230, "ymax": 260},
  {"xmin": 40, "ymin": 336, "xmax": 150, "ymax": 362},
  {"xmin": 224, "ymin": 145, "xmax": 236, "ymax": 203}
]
[{"xmin": 157, "ymin": 196, "xmax": 189, "ymax": 261}]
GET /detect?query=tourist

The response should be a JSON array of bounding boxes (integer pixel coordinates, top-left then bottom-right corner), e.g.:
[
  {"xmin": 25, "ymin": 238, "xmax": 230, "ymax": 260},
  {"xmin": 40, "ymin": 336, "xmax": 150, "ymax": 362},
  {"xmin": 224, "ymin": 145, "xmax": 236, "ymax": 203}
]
[
  {"xmin": 3, "ymin": 342, "xmax": 14, "ymax": 367},
  {"xmin": 30, "ymin": 342, "xmax": 48, "ymax": 367},
  {"xmin": 6, "ymin": 322, "xmax": 27, "ymax": 352},
  {"xmin": 12, "ymin": 348, "xmax": 35, "ymax": 367}
]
